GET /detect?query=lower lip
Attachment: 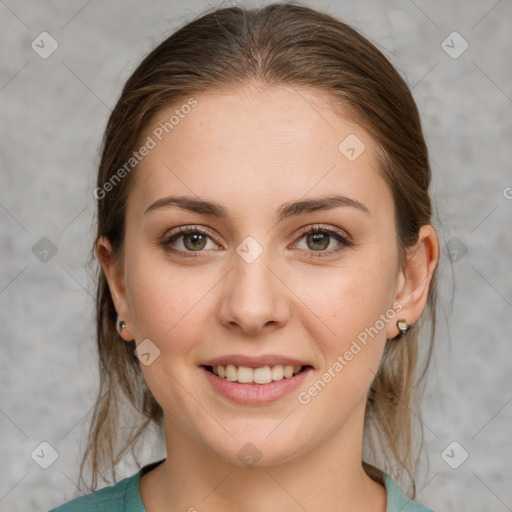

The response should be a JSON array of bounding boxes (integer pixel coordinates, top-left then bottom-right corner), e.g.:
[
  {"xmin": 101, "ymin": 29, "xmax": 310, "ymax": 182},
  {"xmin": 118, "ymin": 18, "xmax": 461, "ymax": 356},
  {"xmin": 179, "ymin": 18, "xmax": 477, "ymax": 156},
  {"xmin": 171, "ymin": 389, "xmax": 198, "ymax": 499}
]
[{"xmin": 201, "ymin": 366, "xmax": 313, "ymax": 405}]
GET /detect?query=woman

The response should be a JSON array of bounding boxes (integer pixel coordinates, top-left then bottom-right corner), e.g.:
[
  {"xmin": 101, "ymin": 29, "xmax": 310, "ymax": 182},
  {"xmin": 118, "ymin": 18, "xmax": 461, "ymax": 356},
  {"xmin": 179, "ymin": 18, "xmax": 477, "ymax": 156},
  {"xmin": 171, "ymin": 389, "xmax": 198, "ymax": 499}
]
[{"xmin": 50, "ymin": 3, "xmax": 439, "ymax": 511}]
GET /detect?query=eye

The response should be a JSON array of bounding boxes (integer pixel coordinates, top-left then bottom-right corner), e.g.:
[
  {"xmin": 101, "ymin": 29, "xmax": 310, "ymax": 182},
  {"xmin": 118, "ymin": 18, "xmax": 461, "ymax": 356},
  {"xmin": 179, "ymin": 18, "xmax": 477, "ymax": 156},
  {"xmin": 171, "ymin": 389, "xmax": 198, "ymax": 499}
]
[
  {"xmin": 160, "ymin": 224, "xmax": 353, "ymax": 259},
  {"xmin": 160, "ymin": 226, "xmax": 220, "ymax": 256},
  {"xmin": 293, "ymin": 224, "xmax": 353, "ymax": 258}
]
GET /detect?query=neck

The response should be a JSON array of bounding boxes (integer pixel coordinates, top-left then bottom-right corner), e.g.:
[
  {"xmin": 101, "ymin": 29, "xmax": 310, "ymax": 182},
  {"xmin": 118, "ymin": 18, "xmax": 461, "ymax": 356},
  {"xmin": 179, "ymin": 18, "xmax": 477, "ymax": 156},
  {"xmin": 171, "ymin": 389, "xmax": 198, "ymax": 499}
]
[{"xmin": 140, "ymin": 408, "xmax": 386, "ymax": 512}]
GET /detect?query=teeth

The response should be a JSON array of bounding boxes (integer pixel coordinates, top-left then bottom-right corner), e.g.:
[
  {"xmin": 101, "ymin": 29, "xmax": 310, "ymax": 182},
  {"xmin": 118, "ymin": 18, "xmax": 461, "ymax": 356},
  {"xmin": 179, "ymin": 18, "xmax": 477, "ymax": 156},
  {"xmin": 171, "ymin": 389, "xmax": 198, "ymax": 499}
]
[
  {"xmin": 237, "ymin": 366, "xmax": 254, "ymax": 383},
  {"xmin": 210, "ymin": 364, "xmax": 304, "ymax": 384},
  {"xmin": 254, "ymin": 366, "xmax": 272, "ymax": 384},
  {"xmin": 283, "ymin": 365, "xmax": 294, "ymax": 378},
  {"xmin": 225, "ymin": 364, "xmax": 237, "ymax": 381},
  {"xmin": 271, "ymin": 365, "xmax": 283, "ymax": 381}
]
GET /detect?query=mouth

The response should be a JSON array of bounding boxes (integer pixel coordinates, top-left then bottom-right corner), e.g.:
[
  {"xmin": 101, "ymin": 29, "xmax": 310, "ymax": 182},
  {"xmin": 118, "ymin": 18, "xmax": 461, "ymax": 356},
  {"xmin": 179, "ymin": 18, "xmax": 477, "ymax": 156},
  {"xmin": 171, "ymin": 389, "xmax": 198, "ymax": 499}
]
[
  {"xmin": 202, "ymin": 364, "xmax": 313, "ymax": 385},
  {"xmin": 200, "ymin": 362, "xmax": 314, "ymax": 405}
]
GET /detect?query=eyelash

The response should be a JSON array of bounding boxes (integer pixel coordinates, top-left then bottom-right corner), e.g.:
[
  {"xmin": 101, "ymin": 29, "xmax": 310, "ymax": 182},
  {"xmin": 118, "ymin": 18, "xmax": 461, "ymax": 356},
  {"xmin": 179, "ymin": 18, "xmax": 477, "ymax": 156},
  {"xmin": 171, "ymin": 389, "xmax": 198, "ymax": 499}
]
[{"xmin": 160, "ymin": 224, "xmax": 353, "ymax": 259}]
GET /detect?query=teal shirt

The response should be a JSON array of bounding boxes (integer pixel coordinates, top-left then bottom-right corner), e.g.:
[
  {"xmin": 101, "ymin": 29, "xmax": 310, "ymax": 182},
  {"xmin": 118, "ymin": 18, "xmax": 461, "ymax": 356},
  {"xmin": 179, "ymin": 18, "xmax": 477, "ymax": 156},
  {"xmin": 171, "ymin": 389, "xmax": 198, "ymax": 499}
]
[{"xmin": 49, "ymin": 460, "xmax": 434, "ymax": 512}]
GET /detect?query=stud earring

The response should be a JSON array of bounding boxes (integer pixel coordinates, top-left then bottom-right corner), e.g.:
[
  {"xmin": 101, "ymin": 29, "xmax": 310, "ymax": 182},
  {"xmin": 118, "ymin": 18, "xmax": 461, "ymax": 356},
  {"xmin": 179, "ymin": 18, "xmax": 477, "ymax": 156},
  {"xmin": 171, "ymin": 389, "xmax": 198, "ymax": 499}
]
[
  {"xmin": 396, "ymin": 319, "xmax": 410, "ymax": 338},
  {"xmin": 118, "ymin": 320, "xmax": 126, "ymax": 334}
]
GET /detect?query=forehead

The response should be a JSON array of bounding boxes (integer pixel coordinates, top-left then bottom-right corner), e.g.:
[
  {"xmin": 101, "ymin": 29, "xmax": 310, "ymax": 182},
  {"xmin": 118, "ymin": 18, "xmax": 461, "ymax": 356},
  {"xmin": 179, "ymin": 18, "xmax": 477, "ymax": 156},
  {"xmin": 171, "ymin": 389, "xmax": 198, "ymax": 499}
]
[{"xmin": 127, "ymin": 85, "xmax": 392, "ymax": 219}]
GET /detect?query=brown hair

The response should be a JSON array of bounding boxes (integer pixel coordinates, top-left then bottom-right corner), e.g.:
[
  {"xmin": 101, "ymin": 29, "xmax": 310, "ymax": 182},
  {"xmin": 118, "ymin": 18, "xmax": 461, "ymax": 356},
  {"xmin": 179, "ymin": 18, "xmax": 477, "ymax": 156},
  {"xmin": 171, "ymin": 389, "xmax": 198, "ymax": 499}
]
[{"xmin": 83, "ymin": 1, "xmax": 438, "ymax": 498}]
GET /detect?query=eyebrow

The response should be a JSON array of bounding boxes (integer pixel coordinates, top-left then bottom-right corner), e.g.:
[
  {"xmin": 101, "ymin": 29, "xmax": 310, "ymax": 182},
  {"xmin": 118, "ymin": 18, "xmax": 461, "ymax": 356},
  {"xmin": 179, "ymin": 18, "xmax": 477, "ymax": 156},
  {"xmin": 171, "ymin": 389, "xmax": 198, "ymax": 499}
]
[{"xmin": 144, "ymin": 194, "xmax": 370, "ymax": 221}]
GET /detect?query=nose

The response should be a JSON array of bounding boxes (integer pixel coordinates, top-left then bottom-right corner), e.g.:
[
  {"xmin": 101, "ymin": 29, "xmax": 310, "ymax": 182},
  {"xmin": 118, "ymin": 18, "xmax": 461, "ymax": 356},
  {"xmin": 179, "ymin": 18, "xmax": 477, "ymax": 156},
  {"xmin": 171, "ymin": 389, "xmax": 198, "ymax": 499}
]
[{"xmin": 217, "ymin": 243, "xmax": 291, "ymax": 336}]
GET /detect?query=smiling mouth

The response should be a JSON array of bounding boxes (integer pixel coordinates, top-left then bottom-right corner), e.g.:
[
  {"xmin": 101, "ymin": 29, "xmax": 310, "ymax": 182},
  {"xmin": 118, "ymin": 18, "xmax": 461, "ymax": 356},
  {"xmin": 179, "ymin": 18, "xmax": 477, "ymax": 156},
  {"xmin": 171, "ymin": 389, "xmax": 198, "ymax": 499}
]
[{"xmin": 203, "ymin": 364, "xmax": 312, "ymax": 385}]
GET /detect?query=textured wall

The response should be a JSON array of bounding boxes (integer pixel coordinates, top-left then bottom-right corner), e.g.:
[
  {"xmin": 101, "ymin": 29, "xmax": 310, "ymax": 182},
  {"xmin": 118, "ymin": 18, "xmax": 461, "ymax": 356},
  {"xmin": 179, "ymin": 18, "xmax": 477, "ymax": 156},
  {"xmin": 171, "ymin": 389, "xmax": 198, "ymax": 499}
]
[{"xmin": 1, "ymin": 1, "xmax": 511, "ymax": 510}]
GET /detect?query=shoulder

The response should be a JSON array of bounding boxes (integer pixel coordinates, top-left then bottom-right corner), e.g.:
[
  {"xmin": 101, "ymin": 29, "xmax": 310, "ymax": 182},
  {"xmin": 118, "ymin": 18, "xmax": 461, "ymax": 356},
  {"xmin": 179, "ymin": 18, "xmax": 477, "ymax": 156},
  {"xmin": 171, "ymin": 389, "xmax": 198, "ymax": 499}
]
[
  {"xmin": 48, "ymin": 471, "xmax": 144, "ymax": 512},
  {"xmin": 383, "ymin": 474, "xmax": 435, "ymax": 512}
]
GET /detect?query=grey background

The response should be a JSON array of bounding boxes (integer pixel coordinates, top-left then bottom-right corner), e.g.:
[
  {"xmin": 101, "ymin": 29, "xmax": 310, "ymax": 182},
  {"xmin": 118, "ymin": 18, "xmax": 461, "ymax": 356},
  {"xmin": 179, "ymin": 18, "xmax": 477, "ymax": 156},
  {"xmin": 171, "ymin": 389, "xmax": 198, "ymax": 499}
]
[{"xmin": 1, "ymin": 0, "xmax": 511, "ymax": 510}]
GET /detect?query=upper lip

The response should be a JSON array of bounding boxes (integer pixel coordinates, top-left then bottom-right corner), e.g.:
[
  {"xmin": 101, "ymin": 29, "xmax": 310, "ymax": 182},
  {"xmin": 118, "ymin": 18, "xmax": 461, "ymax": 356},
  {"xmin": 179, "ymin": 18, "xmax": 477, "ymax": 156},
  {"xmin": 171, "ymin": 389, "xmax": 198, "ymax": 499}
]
[{"xmin": 201, "ymin": 354, "xmax": 313, "ymax": 369}]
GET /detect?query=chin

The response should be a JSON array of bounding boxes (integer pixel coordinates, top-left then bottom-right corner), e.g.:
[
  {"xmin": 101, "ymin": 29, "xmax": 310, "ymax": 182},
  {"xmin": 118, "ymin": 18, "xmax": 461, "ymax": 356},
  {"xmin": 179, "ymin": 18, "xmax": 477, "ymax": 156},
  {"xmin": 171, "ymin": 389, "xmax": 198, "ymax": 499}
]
[{"xmin": 202, "ymin": 427, "xmax": 308, "ymax": 469}]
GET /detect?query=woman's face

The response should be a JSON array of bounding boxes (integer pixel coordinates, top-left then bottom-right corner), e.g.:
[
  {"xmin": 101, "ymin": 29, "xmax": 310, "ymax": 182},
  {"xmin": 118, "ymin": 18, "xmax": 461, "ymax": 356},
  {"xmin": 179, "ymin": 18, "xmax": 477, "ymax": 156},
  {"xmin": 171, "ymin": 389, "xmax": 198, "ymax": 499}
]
[{"xmin": 100, "ymin": 84, "xmax": 425, "ymax": 467}]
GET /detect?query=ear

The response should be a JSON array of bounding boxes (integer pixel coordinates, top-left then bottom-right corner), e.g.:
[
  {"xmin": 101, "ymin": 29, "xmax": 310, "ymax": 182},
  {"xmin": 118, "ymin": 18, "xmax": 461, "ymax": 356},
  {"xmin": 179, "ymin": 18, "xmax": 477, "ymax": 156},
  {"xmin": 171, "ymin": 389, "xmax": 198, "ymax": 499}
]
[
  {"xmin": 96, "ymin": 236, "xmax": 134, "ymax": 341},
  {"xmin": 386, "ymin": 224, "xmax": 439, "ymax": 339}
]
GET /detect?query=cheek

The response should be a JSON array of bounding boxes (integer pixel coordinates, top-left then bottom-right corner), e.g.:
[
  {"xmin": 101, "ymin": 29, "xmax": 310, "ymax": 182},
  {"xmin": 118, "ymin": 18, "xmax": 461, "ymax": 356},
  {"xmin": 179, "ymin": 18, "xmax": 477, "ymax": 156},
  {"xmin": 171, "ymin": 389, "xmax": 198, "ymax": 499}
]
[
  {"xmin": 125, "ymin": 256, "xmax": 209, "ymax": 411},
  {"xmin": 294, "ymin": 248, "xmax": 397, "ymax": 395},
  {"xmin": 294, "ymin": 267, "xmax": 394, "ymax": 417},
  {"xmin": 125, "ymin": 248, "xmax": 204, "ymax": 346},
  {"xmin": 305, "ymin": 258, "xmax": 396, "ymax": 339}
]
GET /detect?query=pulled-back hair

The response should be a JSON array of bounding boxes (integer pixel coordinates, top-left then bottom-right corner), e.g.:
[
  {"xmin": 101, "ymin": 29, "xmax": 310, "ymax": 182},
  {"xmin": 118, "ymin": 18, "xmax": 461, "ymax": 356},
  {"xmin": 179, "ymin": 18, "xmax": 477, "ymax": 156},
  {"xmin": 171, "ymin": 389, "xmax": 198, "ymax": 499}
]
[{"xmin": 83, "ymin": 2, "xmax": 438, "ymax": 498}]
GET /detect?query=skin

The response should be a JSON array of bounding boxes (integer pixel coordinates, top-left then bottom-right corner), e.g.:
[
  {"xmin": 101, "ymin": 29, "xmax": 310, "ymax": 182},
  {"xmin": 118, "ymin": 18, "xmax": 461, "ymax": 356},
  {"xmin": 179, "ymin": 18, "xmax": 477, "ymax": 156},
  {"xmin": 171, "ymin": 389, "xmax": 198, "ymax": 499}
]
[{"xmin": 97, "ymin": 83, "xmax": 439, "ymax": 512}]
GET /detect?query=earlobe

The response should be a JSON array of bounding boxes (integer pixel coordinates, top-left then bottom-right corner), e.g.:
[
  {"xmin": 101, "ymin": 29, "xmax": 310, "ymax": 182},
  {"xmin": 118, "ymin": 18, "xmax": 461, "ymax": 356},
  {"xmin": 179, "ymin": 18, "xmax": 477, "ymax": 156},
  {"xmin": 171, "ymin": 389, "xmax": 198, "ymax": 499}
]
[
  {"xmin": 95, "ymin": 236, "xmax": 134, "ymax": 341},
  {"xmin": 388, "ymin": 225, "xmax": 439, "ymax": 339}
]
